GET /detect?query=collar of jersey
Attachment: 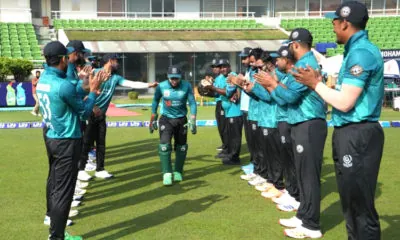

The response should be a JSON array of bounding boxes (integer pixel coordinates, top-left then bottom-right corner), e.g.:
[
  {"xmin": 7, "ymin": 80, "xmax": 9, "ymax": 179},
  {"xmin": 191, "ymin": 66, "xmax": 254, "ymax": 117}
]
[
  {"xmin": 344, "ymin": 30, "xmax": 368, "ymax": 57},
  {"xmin": 297, "ymin": 51, "xmax": 314, "ymax": 64},
  {"xmin": 47, "ymin": 66, "xmax": 66, "ymax": 78}
]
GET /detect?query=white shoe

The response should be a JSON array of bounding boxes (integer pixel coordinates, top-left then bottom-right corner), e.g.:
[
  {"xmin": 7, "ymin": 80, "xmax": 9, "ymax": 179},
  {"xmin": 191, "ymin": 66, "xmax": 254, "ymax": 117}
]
[
  {"xmin": 279, "ymin": 216, "xmax": 303, "ymax": 228},
  {"xmin": 95, "ymin": 170, "xmax": 113, "ymax": 179},
  {"xmin": 284, "ymin": 226, "xmax": 323, "ymax": 239},
  {"xmin": 277, "ymin": 200, "xmax": 300, "ymax": 212},
  {"xmin": 69, "ymin": 209, "xmax": 79, "ymax": 217},
  {"xmin": 76, "ymin": 180, "xmax": 89, "ymax": 189},
  {"xmin": 255, "ymin": 182, "xmax": 273, "ymax": 192},
  {"xmin": 73, "ymin": 194, "xmax": 83, "ymax": 201},
  {"xmin": 74, "ymin": 187, "xmax": 87, "ymax": 195},
  {"xmin": 30, "ymin": 111, "xmax": 38, "ymax": 116},
  {"xmin": 44, "ymin": 215, "xmax": 73, "ymax": 226},
  {"xmin": 248, "ymin": 176, "xmax": 266, "ymax": 186},
  {"xmin": 77, "ymin": 170, "xmax": 92, "ymax": 181},
  {"xmin": 240, "ymin": 173, "xmax": 257, "ymax": 181},
  {"xmin": 84, "ymin": 162, "xmax": 96, "ymax": 171},
  {"xmin": 272, "ymin": 192, "xmax": 292, "ymax": 204},
  {"xmin": 71, "ymin": 200, "xmax": 81, "ymax": 208}
]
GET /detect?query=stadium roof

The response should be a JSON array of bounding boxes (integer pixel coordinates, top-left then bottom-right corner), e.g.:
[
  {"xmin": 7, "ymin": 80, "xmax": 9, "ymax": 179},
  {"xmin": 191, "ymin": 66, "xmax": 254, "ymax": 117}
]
[{"xmin": 82, "ymin": 40, "xmax": 283, "ymax": 53}]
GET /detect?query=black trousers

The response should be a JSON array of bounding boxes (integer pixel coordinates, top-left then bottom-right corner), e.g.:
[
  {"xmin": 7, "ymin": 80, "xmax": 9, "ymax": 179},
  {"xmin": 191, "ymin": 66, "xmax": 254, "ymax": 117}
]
[
  {"xmin": 250, "ymin": 121, "xmax": 263, "ymax": 176},
  {"xmin": 215, "ymin": 101, "xmax": 227, "ymax": 150},
  {"xmin": 242, "ymin": 111, "xmax": 253, "ymax": 163},
  {"xmin": 79, "ymin": 113, "xmax": 107, "ymax": 172},
  {"xmin": 259, "ymin": 127, "xmax": 284, "ymax": 189},
  {"xmin": 45, "ymin": 138, "xmax": 81, "ymax": 240},
  {"xmin": 292, "ymin": 119, "xmax": 327, "ymax": 231},
  {"xmin": 223, "ymin": 116, "xmax": 243, "ymax": 162},
  {"xmin": 333, "ymin": 122, "xmax": 384, "ymax": 240},
  {"xmin": 159, "ymin": 116, "xmax": 188, "ymax": 146},
  {"xmin": 278, "ymin": 121, "xmax": 299, "ymax": 201}
]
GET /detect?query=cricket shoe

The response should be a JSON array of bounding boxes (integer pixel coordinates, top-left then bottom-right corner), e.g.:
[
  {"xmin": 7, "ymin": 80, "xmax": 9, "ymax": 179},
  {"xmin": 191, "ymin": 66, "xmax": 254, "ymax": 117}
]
[
  {"xmin": 255, "ymin": 182, "xmax": 273, "ymax": 192},
  {"xmin": 69, "ymin": 209, "xmax": 79, "ymax": 218},
  {"xmin": 248, "ymin": 176, "xmax": 267, "ymax": 186},
  {"xmin": 77, "ymin": 170, "xmax": 92, "ymax": 181},
  {"xmin": 73, "ymin": 194, "xmax": 83, "ymax": 201},
  {"xmin": 163, "ymin": 173, "xmax": 173, "ymax": 186},
  {"xmin": 84, "ymin": 161, "xmax": 96, "ymax": 172},
  {"xmin": 277, "ymin": 201, "xmax": 300, "ymax": 212},
  {"xmin": 261, "ymin": 186, "xmax": 284, "ymax": 199},
  {"xmin": 44, "ymin": 215, "xmax": 73, "ymax": 226},
  {"xmin": 95, "ymin": 170, "xmax": 113, "ymax": 179},
  {"xmin": 279, "ymin": 216, "xmax": 302, "ymax": 228},
  {"xmin": 76, "ymin": 180, "xmax": 88, "ymax": 189},
  {"xmin": 284, "ymin": 226, "xmax": 323, "ymax": 239},
  {"xmin": 75, "ymin": 187, "xmax": 87, "ymax": 196},
  {"xmin": 71, "ymin": 200, "xmax": 81, "ymax": 208},
  {"xmin": 240, "ymin": 173, "xmax": 257, "ymax": 181}
]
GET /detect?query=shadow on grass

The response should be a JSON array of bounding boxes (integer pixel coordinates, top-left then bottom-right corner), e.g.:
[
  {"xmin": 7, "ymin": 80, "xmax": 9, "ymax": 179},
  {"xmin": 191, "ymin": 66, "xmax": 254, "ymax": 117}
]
[
  {"xmin": 320, "ymin": 163, "xmax": 384, "ymax": 235},
  {"xmin": 79, "ymin": 152, "xmax": 237, "ymax": 220},
  {"xmin": 381, "ymin": 214, "xmax": 400, "ymax": 239},
  {"xmin": 82, "ymin": 194, "xmax": 228, "ymax": 240}
]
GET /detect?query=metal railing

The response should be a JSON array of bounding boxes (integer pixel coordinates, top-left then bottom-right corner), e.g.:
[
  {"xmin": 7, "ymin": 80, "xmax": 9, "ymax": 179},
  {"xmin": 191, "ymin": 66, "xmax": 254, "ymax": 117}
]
[
  {"xmin": 277, "ymin": 9, "xmax": 400, "ymax": 18},
  {"xmin": 51, "ymin": 11, "xmax": 255, "ymax": 20}
]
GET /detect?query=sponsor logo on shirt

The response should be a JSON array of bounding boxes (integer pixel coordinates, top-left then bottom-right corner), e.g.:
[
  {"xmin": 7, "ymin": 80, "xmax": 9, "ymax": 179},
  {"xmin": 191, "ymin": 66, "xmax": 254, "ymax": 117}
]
[{"xmin": 343, "ymin": 155, "xmax": 353, "ymax": 168}]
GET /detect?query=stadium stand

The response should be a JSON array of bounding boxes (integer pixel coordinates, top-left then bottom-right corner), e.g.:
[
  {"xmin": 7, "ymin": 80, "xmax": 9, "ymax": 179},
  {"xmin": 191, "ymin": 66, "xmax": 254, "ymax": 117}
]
[
  {"xmin": 0, "ymin": 23, "xmax": 42, "ymax": 60},
  {"xmin": 53, "ymin": 19, "xmax": 267, "ymax": 31},
  {"xmin": 281, "ymin": 16, "xmax": 400, "ymax": 56}
]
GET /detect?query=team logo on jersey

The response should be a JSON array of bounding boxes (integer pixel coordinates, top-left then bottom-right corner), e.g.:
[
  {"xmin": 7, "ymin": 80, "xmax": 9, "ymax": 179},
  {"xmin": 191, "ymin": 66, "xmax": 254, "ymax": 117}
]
[
  {"xmin": 350, "ymin": 65, "xmax": 363, "ymax": 76},
  {"xmin": 160, "ymin": 125, "xmax": 165, "ymax": 131},
  {"xmin": 340, "ymin": 6, "xmax": 351, "ymax": 18},
  {"xmin": 291, "ymin": 31, "xmax": 299, "ymax": 39},
  {"xmin": 281, "ymin": 136, "xmax": 286, "ymax": 144},
  {"xmin": 163, "ymin": 90, "xmax": 170, "ymax": 97},
  {"xmin": 343, "ymin": 155, "xmax": 353, "ymax": 168},
  {"xmin": 263, "ymin": 129, "xmax": 269, "ymax": 136},
  {"xmin": 296, "ymin": 144, "xmax": 304, "ymax": 153}
]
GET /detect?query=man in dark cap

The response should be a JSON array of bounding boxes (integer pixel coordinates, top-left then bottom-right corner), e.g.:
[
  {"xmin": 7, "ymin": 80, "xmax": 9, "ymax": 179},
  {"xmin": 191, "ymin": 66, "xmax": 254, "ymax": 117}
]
[
  {"xmin": 293, "ymin": 2, "xmax": 384, "ymax": 239},
  {"xmin": 77, "ymin": 53, "xmax": 158, "ymax": 181},
  {"xmin": 150, "ymin": 65, "xmax": 197, "ymax": 186},
  {"xmin": 38, "ymin": 41, "xmax": 105, "ymax": 240},
  {"xmin": 205, "ymin": 59, "xmax": 242, "ymax": 165}
]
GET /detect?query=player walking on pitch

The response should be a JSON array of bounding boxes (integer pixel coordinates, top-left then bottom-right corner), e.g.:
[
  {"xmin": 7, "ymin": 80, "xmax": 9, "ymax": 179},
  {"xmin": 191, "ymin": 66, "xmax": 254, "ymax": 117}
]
[{"xmin": 150, "ymin": 65, "xmax": 197, "ymax": 186}]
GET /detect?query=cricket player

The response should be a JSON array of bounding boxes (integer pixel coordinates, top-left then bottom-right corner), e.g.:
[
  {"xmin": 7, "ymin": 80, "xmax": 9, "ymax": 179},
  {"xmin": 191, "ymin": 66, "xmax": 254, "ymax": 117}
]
[
  {"xmin": 37, "ymin": 41, "xmax": 105, "ymax": 240},
  {"xmin": 150, "ymin": 65, "xmax": 197, "ymax": 186},
  {"xmin": 78, "ymin": 53, "xmax": 158, "ymax": 181},
  {"xmin": 293, "ymin": 2, "xmax": 384, "ymax": 239},
  {"xmin": 205, "ymin": 59, "xmax": 243, "ymax": 165}
]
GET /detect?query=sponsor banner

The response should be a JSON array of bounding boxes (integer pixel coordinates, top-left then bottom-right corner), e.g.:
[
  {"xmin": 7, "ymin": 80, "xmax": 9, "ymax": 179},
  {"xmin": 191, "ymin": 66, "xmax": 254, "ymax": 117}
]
[
  {"xmin": 2, "ymin": 120, "xmax": 400, "ymax": 129},
  {"xmin": 380, "ymin": 121, "xmax": 391, "ymax": 128},
  {"xmin": 381, "ymin": 49, "xmax": 400, "ymax": 60},
  {"xmin": 0, "ymin": 82, "xmax": 35, "ymax": 107},
  {"xmin": 108, "ymin": 121, "xmax": 143, "ymax": 128},
  {"xmin": 391, "ymin": 121, "xmax": 400, "ymax": 127},
  {"xmin": 197, "ymin": 120, "xmax": 217, "ymax": 127},
  {"xmin": 31, "ymin": 122, "xmax": 45, "ymax": 128}
]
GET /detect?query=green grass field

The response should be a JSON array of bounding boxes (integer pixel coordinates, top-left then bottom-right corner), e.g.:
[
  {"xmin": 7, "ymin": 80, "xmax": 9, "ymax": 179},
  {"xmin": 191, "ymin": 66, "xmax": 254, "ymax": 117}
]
[{"xmin": 0, "ymin": 106, "xmax": 399, "ymax": 240}]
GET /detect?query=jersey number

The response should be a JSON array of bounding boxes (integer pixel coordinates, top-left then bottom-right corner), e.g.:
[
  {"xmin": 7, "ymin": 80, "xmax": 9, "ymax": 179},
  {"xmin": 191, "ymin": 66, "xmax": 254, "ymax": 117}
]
[{"xmin": 37, "ymin": 93, "xmax": 51, "ymax": 121}]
